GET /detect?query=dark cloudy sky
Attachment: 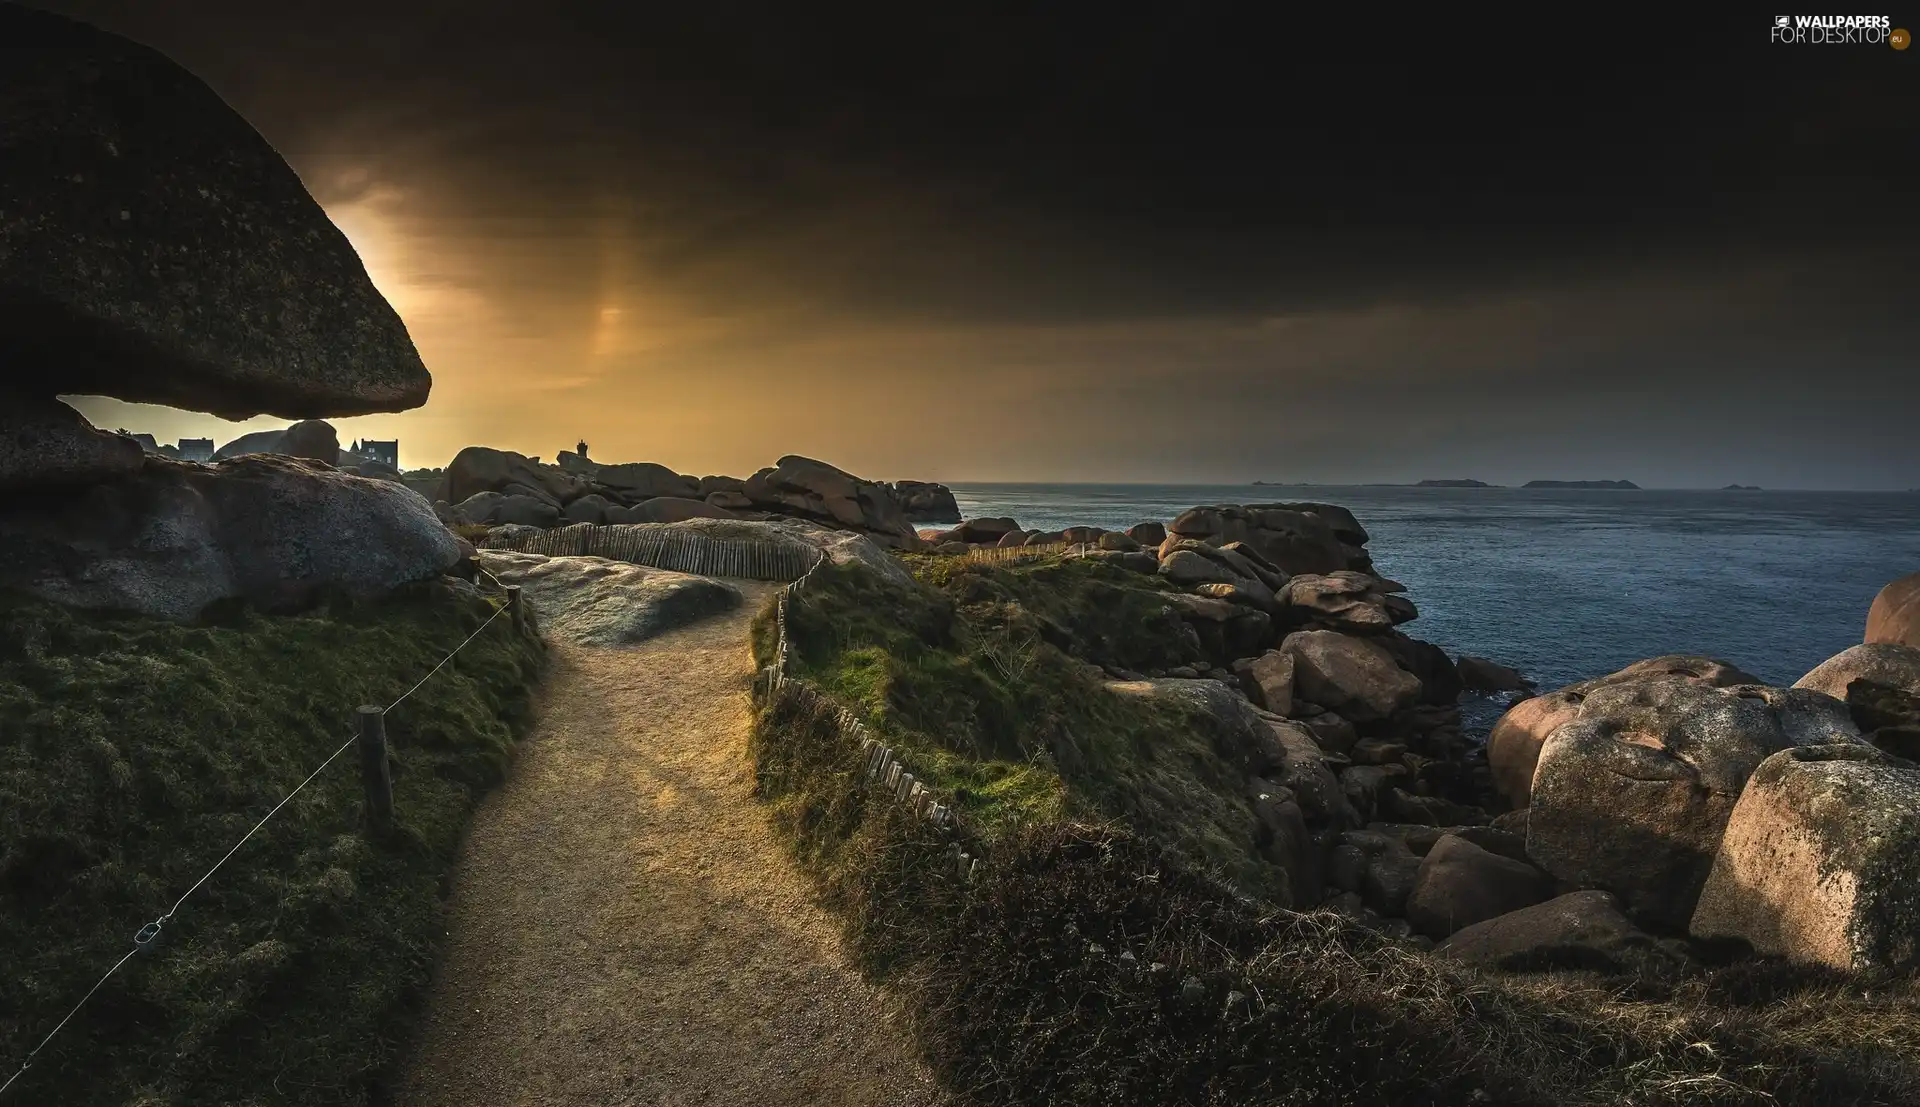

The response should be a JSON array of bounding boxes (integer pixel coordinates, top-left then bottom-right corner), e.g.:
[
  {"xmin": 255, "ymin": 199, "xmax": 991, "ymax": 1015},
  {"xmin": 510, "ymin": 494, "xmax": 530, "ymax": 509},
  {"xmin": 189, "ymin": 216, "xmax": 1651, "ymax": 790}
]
[{"xmin": 41, "ymin": 4, "xmax": 1920, "ymax": 487}]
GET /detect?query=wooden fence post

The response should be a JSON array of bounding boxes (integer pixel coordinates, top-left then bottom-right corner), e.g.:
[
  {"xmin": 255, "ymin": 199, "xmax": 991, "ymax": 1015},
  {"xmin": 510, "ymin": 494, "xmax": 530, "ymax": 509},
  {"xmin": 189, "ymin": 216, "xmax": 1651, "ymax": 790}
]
[
  {"xmin": 505, "ymin": 585, "xmax": 525, "ymax": 635},
  {"xmin": 356, "ymin": 705, "xmax": 394, "ymax": 831}
]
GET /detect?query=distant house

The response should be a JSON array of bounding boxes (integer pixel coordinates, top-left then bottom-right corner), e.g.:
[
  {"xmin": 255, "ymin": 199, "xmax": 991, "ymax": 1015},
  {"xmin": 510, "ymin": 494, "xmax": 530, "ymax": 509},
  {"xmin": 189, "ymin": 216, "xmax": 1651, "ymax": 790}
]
[
  {"xmin": 360, "ymin": 439, "xmax": 399, "ymax": 468},
  {"xmin": 177, "ymin": 438, "xmax": 215, "ymax": 462}
]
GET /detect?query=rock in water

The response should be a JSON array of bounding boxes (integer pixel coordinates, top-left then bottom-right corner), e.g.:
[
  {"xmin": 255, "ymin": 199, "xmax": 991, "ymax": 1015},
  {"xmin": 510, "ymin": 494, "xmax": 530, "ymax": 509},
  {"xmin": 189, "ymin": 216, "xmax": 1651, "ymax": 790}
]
[
  {"xmin": 0, "ymin": 455, "xmax": 462, "ymax": 620},
  {"xmin": 1866, "ymin": 571, "xmax": 1920, "ymax": 649},
  {"xmin": 1456, "ymin": 655, "xmax": 1533, "ymax": 693},
  {"xmin": 0, "ymin": 6, "xmax": 429, "ymax": 419},
  {"xmin": 1527, "ymin": 679, "xmax": 1862, "ymax": 927},
  {"xmin": 1690, "ymin": 744, "xmax": 1920, "ymax": 972},
  {"xmin": 475, "ymin": 550, "xmax": 740, "ymax": 648}
]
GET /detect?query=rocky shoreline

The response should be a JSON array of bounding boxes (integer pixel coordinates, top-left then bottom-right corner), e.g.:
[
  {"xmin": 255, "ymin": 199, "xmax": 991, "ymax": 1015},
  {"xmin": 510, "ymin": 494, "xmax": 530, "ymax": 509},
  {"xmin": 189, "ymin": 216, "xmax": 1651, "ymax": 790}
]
[{"xmin": 849, "ymin": 500, "xmax": 1920, "ymax": 973}]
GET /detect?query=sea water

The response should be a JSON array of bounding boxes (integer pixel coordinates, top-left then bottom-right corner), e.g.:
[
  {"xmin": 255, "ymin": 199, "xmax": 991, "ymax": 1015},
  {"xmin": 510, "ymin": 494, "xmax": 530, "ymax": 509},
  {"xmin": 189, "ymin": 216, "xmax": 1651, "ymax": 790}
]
[{"xmin": 944, "ymin": 484, "xmax": 1920, "ymax": 691}]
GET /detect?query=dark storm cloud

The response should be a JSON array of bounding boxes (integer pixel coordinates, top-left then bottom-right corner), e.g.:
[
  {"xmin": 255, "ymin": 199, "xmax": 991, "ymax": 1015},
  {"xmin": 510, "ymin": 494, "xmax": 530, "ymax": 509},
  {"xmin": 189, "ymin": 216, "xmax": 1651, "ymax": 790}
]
[
  {"xmin": 35, "ymin": 4, "xmax": 1920, "ymax": 321},
  {"xmin": 31, "ymin": 3, "xmax": 1920, "ymax": 485}
]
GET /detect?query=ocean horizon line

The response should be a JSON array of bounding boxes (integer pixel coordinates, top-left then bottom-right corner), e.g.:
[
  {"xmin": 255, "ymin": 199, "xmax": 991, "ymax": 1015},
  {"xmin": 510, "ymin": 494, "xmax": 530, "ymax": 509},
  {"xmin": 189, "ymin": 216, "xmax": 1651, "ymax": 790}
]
[{"xmin": 937, "ymin": 480, "xmax": 1920, "ymax": 494}]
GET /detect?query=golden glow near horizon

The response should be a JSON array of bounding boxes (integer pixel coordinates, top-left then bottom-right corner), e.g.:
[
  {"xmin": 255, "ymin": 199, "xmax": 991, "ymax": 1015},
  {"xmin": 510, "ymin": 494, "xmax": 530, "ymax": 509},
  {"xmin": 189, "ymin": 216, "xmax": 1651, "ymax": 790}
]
[{"xmin": 59, "ymin": 163, "xmax": 1900, "ymax": 489}]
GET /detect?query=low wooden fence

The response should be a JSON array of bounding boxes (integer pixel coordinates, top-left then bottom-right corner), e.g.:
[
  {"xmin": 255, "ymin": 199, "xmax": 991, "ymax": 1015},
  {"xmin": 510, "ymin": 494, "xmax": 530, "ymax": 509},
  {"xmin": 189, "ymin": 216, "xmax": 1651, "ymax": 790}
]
[
  {"xmin": 483, "ymin": 522, "xmax": 820, "ymax": 580},
  {"xmin": 756, "ymin": 558, "xmax": 982, "ymax": 883},
  {"xmin": 955, "ymin": 541, "xmax": 1099, "ymax": 567}
]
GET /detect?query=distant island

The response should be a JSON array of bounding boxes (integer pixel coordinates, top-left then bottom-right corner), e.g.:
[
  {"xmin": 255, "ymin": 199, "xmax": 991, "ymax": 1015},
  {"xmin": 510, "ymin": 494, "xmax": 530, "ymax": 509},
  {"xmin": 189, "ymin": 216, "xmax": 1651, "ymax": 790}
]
[
  {"xmin": 1416, "ymin": 479, "xmax": 1492, "ymax": 488},
  {"xmin": 1722, "ymin": 484, "xmax": 1762, "ymax": 491},
  {"xmin": 1523, "ymin": 479, "xmax": 1640, "ymax": 489}
]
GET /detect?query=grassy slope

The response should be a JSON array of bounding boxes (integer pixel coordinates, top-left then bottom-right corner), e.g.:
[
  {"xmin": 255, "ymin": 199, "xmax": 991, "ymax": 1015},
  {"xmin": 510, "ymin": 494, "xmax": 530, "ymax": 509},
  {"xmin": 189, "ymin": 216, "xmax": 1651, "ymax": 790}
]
[
  {"xmin": 0, "ymin": 582, "xmax": 545, "ymax": 1106},
  {"xmin": 767, "ymin": 554, "xmax": 1275, "ymax": 896},
  {"xmin": 751, "ymin": 554, "xmax": 1920, "ymax": 1107}
]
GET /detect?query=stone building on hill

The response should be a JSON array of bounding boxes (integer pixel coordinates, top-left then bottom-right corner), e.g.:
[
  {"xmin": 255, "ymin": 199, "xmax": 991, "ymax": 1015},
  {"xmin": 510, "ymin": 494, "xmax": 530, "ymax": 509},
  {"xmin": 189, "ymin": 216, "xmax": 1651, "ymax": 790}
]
[{"xmin": 359, "ymin": 439, "xmax": 399, "ymax": 468}]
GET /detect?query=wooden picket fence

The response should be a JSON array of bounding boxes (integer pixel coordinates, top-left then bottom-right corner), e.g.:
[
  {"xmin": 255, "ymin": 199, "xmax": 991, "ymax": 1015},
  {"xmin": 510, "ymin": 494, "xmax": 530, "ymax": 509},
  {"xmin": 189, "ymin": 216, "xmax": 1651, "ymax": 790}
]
[
  {"xmin": 956, "ymin": 541, "xmax": 1098, "ymax": 567},
  {"xmin": 757, "ymin": 558, "xmax": 982, "ymax": 883},
  {"xmin": 483, "ymin": 522, "xmax": 819, "ymax": 580}
]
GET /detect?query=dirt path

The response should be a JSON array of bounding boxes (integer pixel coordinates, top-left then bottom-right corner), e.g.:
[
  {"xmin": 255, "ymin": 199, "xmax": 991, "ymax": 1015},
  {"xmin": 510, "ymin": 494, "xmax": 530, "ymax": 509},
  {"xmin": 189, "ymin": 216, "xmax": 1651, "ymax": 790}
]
[{"xmin": 395, "ymin": 584, "xmax": 942, "ymax": 1107}]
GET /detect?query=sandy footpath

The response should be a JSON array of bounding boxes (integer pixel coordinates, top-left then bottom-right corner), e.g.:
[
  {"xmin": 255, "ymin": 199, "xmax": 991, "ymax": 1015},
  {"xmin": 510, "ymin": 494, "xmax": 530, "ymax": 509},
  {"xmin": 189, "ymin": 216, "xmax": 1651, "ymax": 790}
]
[{"xmin": 395, "ymin": 584, "xmax": 941, "ymax": 1106}]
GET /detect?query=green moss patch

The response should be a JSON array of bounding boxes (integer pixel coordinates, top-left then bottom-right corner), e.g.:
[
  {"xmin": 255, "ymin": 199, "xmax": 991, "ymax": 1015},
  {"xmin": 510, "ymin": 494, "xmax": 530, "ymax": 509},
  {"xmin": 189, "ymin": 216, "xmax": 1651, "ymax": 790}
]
[
  {"xmin": 0, "ymin": 582, "xmax": 546, "ymax": 1106},
  {"xmin": 770, "ymin": 558, "xmax": 1272, "ymax": 893}
]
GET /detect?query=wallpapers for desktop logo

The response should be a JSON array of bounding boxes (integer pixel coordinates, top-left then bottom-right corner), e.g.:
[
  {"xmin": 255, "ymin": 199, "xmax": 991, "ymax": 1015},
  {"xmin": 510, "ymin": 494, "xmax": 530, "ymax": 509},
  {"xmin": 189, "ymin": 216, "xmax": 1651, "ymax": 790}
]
[{"xmin": 1770, "ymin": 14, "xmax": 1909, "ymax": 46}]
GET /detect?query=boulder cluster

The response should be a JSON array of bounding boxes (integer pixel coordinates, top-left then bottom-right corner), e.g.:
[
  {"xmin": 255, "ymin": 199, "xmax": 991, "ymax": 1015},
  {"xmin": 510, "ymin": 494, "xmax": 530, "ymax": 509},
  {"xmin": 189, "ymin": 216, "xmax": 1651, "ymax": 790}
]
[
  {"xmin": 433, "ymin": 448, "xmax": 957, "ymax": 549},
  {"xmin": 0, "ymin": 7, "xmax": 463, "ymax": 620},
  {"xmin": 933, "ymin": 503, "xmax": 1920, "ymax": 975},
  {"xmin": 1475, "ymin": 570, "xmax": 1920, "ymax": 972},
  {"xmin": 927, "ymin": 503, "xmax": 1518, "ymax": 929}
]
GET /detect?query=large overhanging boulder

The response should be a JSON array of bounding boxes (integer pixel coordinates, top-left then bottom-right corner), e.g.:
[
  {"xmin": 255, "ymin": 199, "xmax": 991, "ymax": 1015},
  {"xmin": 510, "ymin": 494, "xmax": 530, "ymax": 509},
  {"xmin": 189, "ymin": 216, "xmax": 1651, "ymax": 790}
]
[
  {"xmin": 1, "ymin": 6, "xmax": 430, "ymax": 432},
  {"xmin": 0, "ymin": 455, "xmax": 462, "ymax": 621}
]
